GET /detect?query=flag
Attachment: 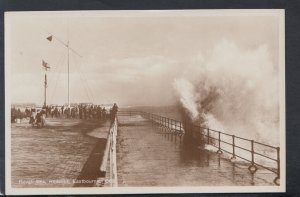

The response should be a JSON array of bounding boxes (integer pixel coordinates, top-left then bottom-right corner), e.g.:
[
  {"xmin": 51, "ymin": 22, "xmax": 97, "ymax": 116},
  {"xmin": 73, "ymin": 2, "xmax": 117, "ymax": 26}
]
[
  {"xmin": 46, "ymin": 35, "xmax": 52, "ymax": 42},
  {"xmin": 42, "ymin": 60, "xmax": 50, "ymax": 70}
]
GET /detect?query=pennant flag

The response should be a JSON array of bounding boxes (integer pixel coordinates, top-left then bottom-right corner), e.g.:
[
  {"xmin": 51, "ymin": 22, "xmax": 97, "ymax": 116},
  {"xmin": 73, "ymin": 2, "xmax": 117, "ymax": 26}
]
[
  {"xmin": 42, "ymin": 60, "xmax": 51, "ymax": 70},
  {"xmin": 46, "ymin": 35, "xmax": 52, "ymax": 42}
]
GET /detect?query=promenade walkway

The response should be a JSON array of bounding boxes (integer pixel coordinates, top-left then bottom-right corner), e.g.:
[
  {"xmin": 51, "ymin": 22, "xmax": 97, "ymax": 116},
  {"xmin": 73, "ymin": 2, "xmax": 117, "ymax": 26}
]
[
  {"xmin": 11, "ymin": 114, "xmax": 276, "ymax": 188},
  {"xmin": 11, "ymin": 118, "xmax": 110, "ymax": 188},
  {"xmin": 116, "ymin": 114, "xmax": 275, "ymax": 186}
]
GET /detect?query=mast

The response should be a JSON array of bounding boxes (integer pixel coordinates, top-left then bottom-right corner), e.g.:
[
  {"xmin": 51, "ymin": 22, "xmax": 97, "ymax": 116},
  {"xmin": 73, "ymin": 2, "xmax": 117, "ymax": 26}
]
[
  {"xmin": 67, "ymin": 21, "xmax": 70, "ymax": 108},
  {"xmin": 42, "ymin": 59, "xmax": 49, "ymax": 107},
  {"xmin": 44, "ymin": 73, "xmax": 47, "ymax": 107},
  {"xmin": 67, "ymin": 41, "xmax": 70, "ymax": 108},
  {"xmin": 46, "ymin": 30, "xmax": 82, "ymax": 107}
]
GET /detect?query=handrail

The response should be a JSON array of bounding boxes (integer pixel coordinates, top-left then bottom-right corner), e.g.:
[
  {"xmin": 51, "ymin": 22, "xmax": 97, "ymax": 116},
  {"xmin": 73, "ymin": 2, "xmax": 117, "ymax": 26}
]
[
  {"xmin": 99, "ymin": 116, "xmax": 118, "ymax": 187},
  {"xmin": 117, "ymin": 110, "xmax": 281, "ymax": 185},
  {"xmin": 110, "ymin": 117, "xmax": 118, "ymax": 187}
]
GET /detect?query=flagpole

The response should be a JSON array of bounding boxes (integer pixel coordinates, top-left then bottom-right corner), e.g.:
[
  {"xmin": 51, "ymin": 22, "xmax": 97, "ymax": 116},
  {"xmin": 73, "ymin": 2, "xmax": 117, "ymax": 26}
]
[
  {"xmin": 44, "ymin": 72, "xmax": 47, "ymax": 107},
  {"xmin": 42, "ymin": 60, "xmax": 49, "ymax": 107},
  {"xmin": 67, "ymin": 41, "xmax": 70, "ymax": 108},
  {"xmin": 46, "ymin": 33, "xmax": 81, "ymax": 108}
]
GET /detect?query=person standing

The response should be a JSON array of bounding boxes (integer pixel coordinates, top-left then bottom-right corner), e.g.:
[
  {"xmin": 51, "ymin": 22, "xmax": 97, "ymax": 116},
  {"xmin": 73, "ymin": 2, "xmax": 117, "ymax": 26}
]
[
  {"xmin": 112, "ymin": 103, "xmax": 118, "ymax": 120},
  {"xmin": 79, "ymin": 105, "xmax": 82, "ymax": 119},
  {"xmin": 25, "ymin": 107, "xmax": 30, "ymax": 118},
  {"xmin": 102, "ymin": 107, "xmax": 107, "ymax": 120},
  {"xmin": 61, "ymin": 106, "xmax": 64, "ymax": 117},
  {"xmin": 97, "ymin": 106, "xmax": 102, "ymax": 120},
  {"xmin": 83, "ymin": 106, "xmax": 87, "ymax": 119}
]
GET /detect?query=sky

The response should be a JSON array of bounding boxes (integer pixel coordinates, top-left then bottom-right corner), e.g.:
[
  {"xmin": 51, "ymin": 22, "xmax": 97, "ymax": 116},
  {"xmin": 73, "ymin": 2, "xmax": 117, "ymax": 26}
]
[{"xmin": 5, "ymin": 10, "xmax": 283, "ymax": 107}]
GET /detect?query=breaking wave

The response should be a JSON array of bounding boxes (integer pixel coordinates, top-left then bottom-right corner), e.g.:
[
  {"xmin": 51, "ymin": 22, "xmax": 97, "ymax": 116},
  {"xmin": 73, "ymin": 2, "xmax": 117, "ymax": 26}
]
[{"xmin": 173, "ymin": 39, "xmax": 280, "ymax": 146}]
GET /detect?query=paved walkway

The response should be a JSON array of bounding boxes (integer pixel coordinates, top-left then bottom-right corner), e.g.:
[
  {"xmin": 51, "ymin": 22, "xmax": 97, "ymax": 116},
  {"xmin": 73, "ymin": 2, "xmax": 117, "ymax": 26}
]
[
  {"xmin": 73, "ymin": 120, "xmax": 111, "ymax": 187},
  {"xmin": 116, "ymin": 115, "xmax": 275, "ymax": 186},
  {"xmin": 11, "ymin": 118, "xmax": 110, "ymax": 188}
]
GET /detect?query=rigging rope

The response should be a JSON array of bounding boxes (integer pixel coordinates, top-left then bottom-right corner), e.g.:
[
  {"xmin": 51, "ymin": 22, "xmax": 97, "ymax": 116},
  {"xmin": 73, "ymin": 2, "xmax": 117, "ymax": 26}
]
[
  {"xmin": 48, "ymin": 52, "xmax": 66, "ymax": 105},
  {"xmin": 47, "ymin": 52, "xmax": 96, "ymax": 105},
  {"xmin": 72, "ymin": 53, "xmax": 95, "ymax": 103},
  {"xmin": 47, "ymin": 52, "xmax": 66, "ymax": 91},
  {"xmin": 72, "ymin": 56, "xmax": 92, "ymax": 103}
]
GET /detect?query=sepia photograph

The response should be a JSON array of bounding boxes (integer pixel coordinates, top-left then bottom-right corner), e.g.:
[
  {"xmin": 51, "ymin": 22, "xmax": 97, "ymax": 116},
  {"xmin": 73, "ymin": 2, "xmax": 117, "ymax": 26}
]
[{"xmin": 5, "ymin": 10, "xmax": 285, "ymax": 194}]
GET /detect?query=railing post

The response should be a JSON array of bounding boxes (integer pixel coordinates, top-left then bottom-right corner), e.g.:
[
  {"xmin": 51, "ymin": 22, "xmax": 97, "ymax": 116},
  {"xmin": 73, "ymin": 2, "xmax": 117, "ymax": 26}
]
[
  {"xmin": 179, "ymin": 122, "xmax": 181, "ymax": 135},
  {"xmin": 174, "ymin": 120, "xmax": 176, "ymax": 132},
  {"xmin": 248, "ymin": 140, "xmax": 257, "ymax": 173},
  {"xmin": 207, "ymin": 128, "xmax": 210, "ymax": 144},
  {"xmin": 230, "ymin": 135, "xmax": 236, "ymax": 162},
  {"xmin": 173, "ymin": 120, "xmax": 175, "ymax": 131},
  {"xmin": 179, "ymin": 121, "xmax": 182, "ymax": 141},
  {"xmin": 218, "ymin": 132, "xmax": 221, "ymax": 148},
  {"xmin": 216, "ymin": 131, "xmax": 222, "ymax": 154},
  {"xmin": 251, "ymin": 140, "xmax": 254, "ymax": 164},
  {"xmin": 166, "ymin": 117, "xmax": 168, "ymax": 128},
  {"xmin": 274, "ymin": 147, "xmax": 280, "ymax": 185}
]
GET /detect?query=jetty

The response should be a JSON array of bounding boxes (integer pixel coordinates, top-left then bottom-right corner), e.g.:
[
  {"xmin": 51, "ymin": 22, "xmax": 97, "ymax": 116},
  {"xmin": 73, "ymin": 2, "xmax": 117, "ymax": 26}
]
[{"xmin": 10, "ymin": 108, "xmax": 280, "ymax": 188}]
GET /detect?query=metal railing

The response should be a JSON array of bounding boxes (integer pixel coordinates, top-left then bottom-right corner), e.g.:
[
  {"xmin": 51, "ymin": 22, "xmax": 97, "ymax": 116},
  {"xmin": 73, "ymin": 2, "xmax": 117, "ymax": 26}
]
[
  {"xmin": 99, "ymin": 116, "xmax": 118, "ymax": 187},
  {"xmin": 117, "ymin": 110, "xmax": 281, "ymax": 185},
  {"xmin": 117, "ymin": 110, "xmax": 141, "ymax": 117}
]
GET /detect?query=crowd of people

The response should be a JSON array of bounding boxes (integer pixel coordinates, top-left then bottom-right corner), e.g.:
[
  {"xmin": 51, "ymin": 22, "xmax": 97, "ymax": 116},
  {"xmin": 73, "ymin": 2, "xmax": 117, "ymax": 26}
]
[
  {"xmin": 11, "ymin": 107, "xmax": 26, "ymax": 122},
  {"xmin": 11, "ymin": 103, "xmax": 119, "ymax": 124},
  {"xmin": 43, "ymin": 103, "xmax": 118, "ymax": 121}
]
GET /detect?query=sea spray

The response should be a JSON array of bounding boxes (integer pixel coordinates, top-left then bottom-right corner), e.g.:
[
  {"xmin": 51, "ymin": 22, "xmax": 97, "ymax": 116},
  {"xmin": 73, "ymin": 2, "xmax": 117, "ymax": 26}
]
[
  {"xmin": 177, "ymin": 103, "xmax": 206, "ymax": 149},
  {"xmin": 173, "ymin": 78, "xmax": 199, "ymax": 120},
  {"xmin": 173, "ymin": 39, "xmax": 280, "ymax": 148}
]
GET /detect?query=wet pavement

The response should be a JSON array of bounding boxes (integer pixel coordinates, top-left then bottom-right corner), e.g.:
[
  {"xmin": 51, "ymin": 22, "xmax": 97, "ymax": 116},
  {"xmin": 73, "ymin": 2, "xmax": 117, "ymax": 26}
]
[
  {"xmin": 116, "ymin": 115, "xmax": 276, "ymax": 186},
  {"xmin": 11, "ymin": 118, "xmax": 110, "ymax": 188}
]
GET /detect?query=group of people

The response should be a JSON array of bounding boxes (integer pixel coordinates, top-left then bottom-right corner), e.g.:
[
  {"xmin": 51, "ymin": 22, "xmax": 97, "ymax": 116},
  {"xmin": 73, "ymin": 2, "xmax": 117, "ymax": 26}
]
[
  {"xmin": 11, "ymin": 107, "xmax": 46, "ymax": 126},
  {"xmin": 42, "ymin": 103, "xmax": 118, "ymax": 121},
  {"xmin": 28, "ymin": 108, "xmax": 46, "ymax": 127},
  {"xmin": 11, "ymin": 103, "xmax": 119, "ymax": 125},
  {"xmin": 11, "ymin": 107, "xmax": 26, "ymax": 122}
]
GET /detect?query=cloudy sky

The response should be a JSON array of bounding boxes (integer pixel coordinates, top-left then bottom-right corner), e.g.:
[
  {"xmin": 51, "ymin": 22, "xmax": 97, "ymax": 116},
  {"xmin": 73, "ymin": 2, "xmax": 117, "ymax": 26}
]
[{"xmin": 6, "ymin": 10, "xmax": 283, "ymax": 106}]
